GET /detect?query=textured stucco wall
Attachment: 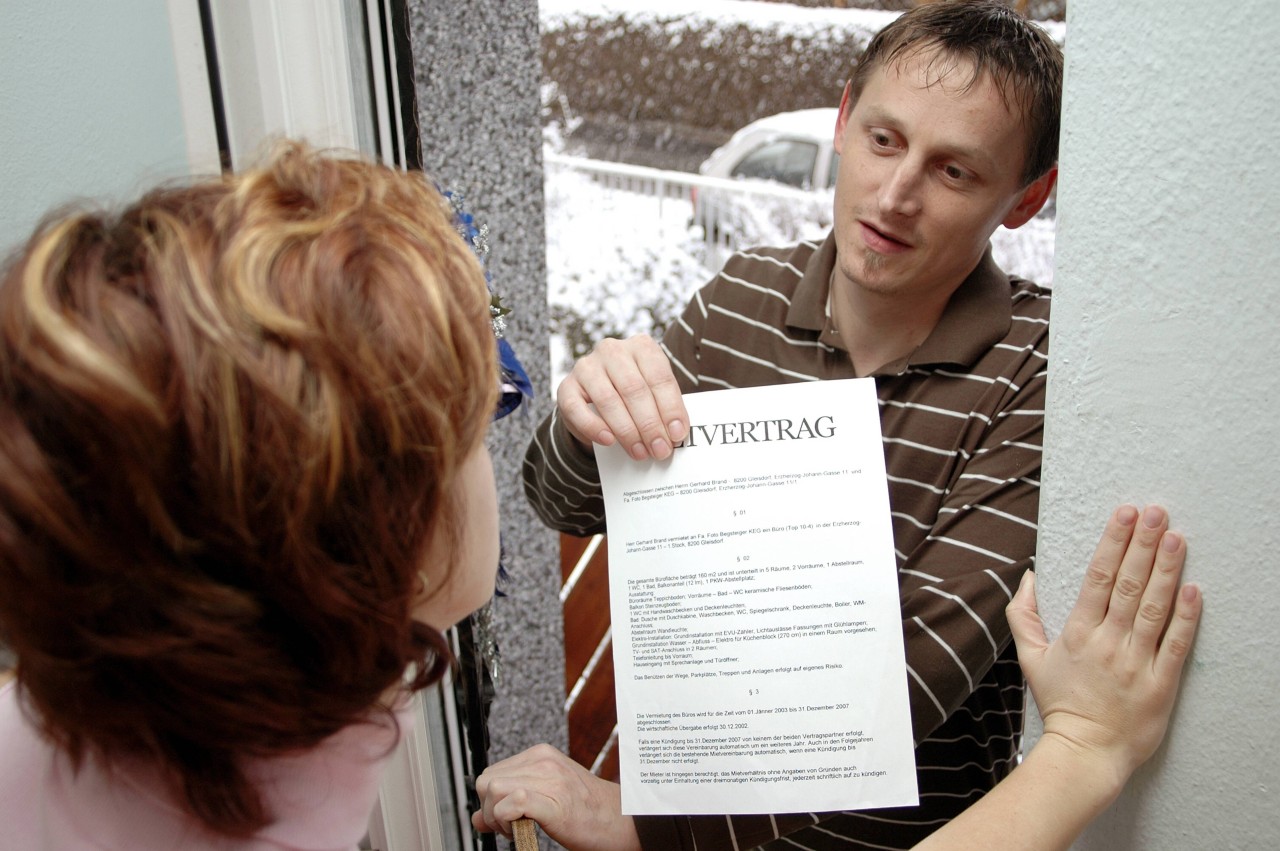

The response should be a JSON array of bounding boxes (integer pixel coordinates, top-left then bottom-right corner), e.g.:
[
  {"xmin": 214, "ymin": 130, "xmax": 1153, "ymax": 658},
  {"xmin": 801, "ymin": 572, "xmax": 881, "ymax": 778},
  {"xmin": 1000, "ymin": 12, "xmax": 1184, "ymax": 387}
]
[
  {"xmin": 403, "ymin": 0, "xmax": 569, "ymax": 824},
  {"xmin": 0, "ymin": 1, "xmax": 190, "ymax": 254},
  {"xmin": 1032, "ymin": 0, "xmax": 1280, "ymax": 847}
]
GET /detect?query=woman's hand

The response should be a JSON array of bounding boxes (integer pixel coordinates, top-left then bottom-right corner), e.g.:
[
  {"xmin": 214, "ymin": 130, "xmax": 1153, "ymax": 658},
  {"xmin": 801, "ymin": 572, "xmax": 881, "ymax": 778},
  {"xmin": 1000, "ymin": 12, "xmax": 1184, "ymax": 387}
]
[
  {"xmin": 915, "ymin": 505, "xmax": 1202, "ymax": 851},
  {"xmin": 1009, "ymin": 504, "xmax": 1202, "ymax": 786}
]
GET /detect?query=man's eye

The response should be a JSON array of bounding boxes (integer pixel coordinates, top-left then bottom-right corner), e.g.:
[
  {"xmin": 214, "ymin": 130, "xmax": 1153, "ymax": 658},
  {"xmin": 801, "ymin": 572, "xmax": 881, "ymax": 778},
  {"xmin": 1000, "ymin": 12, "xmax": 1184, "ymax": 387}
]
[
  {"xmin": 870, "ymin": 132, "xmax": 894, "ymax": 148},
  {"xmin": 943, "ymin": 164, "xmax": 971, "ymax": 181}
]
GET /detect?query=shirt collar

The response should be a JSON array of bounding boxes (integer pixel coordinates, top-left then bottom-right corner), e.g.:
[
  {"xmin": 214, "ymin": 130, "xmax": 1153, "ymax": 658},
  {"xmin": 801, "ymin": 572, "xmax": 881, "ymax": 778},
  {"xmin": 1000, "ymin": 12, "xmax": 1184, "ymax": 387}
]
[{"xmin": 788, "ymin": 231, "xmax": 1012, "ymax": 373}]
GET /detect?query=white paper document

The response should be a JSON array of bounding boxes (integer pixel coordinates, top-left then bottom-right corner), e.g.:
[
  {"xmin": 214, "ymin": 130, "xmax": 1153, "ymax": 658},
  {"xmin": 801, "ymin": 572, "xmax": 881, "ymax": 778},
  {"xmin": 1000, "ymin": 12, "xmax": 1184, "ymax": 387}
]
[{"xmin": 597, "ymin": 378, "xmax": 917, "ymax": 815}]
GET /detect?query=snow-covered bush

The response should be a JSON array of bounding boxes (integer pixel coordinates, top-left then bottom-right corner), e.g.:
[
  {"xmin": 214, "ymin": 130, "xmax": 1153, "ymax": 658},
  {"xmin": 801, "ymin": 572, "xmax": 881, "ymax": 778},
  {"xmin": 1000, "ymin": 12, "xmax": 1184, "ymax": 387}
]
[
  {"xmin": 541, "ymin": 1, "xmax": 1062, "ymax": 141},
  {"xmin": 544, "ymin": 169, "xmax": 712, "ymax": 373},
  {"xmin": 540, "ymin": 1, "xmax": 894, "ymax": 141}
]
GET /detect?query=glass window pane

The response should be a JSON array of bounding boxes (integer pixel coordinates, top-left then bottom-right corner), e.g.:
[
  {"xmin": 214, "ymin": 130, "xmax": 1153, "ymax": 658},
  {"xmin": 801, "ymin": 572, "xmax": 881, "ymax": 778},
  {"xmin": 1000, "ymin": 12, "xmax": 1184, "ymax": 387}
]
[{"xmin": 730, "ymin": 140, "xmax": 819, "ymax": 188}]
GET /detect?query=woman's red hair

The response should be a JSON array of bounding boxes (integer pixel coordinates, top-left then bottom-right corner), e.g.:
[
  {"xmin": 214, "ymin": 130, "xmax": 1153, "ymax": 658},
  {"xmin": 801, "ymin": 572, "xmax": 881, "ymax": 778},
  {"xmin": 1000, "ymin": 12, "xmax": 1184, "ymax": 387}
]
[{"xmin": 0, "ymin": 141, "xmax": 498, "ymax": 836}]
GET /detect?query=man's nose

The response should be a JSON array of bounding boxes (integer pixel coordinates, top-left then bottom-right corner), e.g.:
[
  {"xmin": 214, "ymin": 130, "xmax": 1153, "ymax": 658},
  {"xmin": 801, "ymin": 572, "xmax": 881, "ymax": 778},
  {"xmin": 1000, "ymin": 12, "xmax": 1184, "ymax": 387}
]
[{"xmin": 878, "ymin": 160, "xmax": 923, "ymax": 218}]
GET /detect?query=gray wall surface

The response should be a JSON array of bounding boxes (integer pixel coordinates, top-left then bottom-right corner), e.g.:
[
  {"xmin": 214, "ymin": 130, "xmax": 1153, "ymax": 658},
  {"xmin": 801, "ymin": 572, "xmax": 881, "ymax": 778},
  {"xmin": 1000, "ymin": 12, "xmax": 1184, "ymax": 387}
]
[
  {"xmin": 404, "ymin": 0, "xmax": 569, "ymax": 825},
  {"xmin": 0, "ymin": 1, "xmax": 191, "ymax": 254},
  {"xmin": 1032, "ymin": 0, "xmax": 1279, "ymax": 847},
  {"xmin": 0, "ymin": 0, "xmax": 191, "ymax": 675}
]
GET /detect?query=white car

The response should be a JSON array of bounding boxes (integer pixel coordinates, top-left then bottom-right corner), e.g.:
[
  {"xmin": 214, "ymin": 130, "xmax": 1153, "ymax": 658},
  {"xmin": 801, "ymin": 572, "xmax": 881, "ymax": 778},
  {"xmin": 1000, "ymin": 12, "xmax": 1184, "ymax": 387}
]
[
  {"xmin": 691, "ymin": 108, "xmax": 840, "ymax": 247},
  {"xmin": 700, "ymin": 107, "xmax": 840, "ymax": 189}
]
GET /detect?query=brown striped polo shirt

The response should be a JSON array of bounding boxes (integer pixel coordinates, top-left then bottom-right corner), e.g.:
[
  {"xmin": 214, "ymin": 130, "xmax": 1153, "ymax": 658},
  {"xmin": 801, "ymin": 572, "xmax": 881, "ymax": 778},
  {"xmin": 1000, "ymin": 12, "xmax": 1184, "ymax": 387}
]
[{"xmin": 523, "ymin": 232, "xmax": 1050, "ymax": 850}]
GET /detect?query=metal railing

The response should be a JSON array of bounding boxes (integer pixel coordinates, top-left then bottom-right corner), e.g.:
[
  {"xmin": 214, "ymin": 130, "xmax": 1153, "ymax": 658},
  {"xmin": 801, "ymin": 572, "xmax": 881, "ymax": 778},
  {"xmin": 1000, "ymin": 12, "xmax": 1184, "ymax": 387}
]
[
  {"xmin": 543, "ymin": 150, "xmax": 1056, "ymax": 287},
  {"xmin": 543, "ymin": 150, "xmax": 831, "ymax": 253}
]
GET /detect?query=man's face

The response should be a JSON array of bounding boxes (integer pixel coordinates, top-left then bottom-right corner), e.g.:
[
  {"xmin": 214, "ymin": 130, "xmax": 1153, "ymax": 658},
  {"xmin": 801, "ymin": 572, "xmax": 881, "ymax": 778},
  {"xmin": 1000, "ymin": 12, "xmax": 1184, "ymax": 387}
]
[{"xmin": 831, "ymin": 49, "xmax": 1054, "ymax": 310}]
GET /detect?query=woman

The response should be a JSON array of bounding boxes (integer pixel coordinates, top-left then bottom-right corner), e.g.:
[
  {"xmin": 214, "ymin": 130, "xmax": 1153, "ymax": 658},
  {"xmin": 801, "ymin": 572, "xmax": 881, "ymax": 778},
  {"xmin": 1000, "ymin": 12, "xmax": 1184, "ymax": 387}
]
[{"xmin": 0, "ymin": 142, "xmax": 501, "ymax": 848}]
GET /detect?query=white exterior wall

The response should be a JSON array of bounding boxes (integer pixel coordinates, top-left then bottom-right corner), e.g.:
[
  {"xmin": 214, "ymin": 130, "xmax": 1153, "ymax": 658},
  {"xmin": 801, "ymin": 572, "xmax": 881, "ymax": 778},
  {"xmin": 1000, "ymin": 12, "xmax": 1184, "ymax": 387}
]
[{"xmin": 1032, "ymin": 0, "xmax": 1280, "ymax": 847}]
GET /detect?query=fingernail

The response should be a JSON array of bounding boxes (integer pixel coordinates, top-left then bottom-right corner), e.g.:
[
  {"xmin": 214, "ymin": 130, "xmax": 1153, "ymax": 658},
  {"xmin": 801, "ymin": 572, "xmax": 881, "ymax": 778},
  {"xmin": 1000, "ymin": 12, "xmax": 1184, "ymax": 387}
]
[
  {"xmin": 1181, "ymin": 583, "xmax": 1200, "ymax": 602},
  {"xmin": 630, "ymin": 442, "xmax": 647, "ymax": 460},
  {"xmin": 651, "ymin": 438, "xmax": 670, "ymax": 458},
  {"xmin": 668, "ymin": 420, "xmax": 687, "ymax": 442},
  {"xmin": 595, "ymin": 430, "xmax": 614, "ymax": 446},
  {"xmin": 1162, "ymin": 531, "xmax": 1182, "ymax": 552},
  {"xmin": 1117, "ymin": 505, "xmax": 1139, "ymax": 526},
  {"xmin": 1143, "ymin": 505, "xmax": 1165, "ymax": 528}
]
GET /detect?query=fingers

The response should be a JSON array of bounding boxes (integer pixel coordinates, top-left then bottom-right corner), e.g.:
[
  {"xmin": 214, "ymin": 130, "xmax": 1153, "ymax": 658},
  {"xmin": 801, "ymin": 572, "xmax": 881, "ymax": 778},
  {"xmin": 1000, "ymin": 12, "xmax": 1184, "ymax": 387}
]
[
  {"xmin": 557, "ymin": 335, "xmax": 688, "ymax": 461},
  {"xmin": 1128, "ymin": 527, "xmax": 1186, "ymax": 652},
  {"xmin": 1128, "ymin": 517, "xmax": 1201, "ymax": 684},
  {"xmin": 1068, "ymin": 503, "xmax": 1201, "ymax": 681},
  {"xmin": 473, "ymin": 763, "xmax": 513, "ymax": 837},
  {"xmin": 1028, "ymin": 505, "xmax": 1201, "ymax": 778},
  {"xmin": 614, "ymin": 338, "xmax": 688, "ymax": 459},
  {"xmin": 1069, "ymin": 504, "xmax": 1140, "ymax": 628},
  {"xmin": 1154, "ymin": 582, "xmax": 1202, "ymax": 685},
  {"xmin": 1102, "ymin": 505, "xmax": 1171, "ymax": 631},
  {"xmin": 557, "ymin": 374, "xmax": 613, "ymax": 451},
  {"xmin": 1069, "ymin": 504, "xmax": 1174, "ymax": 632},
  {"xmin": 472, "ymin": 808, "xmax": 503, "ymax": 837},
  {"xmin": 473, "ymin": 747, "xmax": 549, "ymax": 837},
  {"xmin": 1006, "ymin": 570, "xmax": 1047, "ymax": 661}
]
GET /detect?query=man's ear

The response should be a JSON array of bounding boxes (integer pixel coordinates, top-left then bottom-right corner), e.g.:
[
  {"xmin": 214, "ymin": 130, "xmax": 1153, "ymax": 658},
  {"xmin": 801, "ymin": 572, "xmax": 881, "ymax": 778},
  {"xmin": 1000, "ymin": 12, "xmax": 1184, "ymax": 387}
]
[
  {"xmin": 834, "ymin": 82, "xmax": 854, "ymax": 154},
  {"xmin": 1003, "ymin": 165, "xmax": 1058, "ymax": 229}
]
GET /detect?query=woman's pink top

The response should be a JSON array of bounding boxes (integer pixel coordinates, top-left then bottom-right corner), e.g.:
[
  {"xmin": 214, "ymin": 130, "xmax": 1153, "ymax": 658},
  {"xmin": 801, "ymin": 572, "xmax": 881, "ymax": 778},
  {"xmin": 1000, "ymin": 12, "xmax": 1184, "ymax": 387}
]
[{"xmin": 0, "ymin": 678, "xmax": 405, "ymax": 850}]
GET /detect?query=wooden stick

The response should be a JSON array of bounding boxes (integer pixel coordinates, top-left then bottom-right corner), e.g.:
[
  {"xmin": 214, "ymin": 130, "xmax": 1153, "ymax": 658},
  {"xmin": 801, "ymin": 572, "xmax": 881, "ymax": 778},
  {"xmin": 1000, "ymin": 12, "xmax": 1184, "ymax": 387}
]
[{"xmin": 512, "ymin": 817, "xmax": 539, "ymax": 851}]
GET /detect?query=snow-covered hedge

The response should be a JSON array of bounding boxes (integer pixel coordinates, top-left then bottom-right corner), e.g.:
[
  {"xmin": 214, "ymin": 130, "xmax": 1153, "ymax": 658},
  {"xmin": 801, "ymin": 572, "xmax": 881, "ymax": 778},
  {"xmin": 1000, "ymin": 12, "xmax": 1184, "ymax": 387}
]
[
  {"xmin": 541, "ymin": 2, "xmax": 1065, "ymax": 139},
  {"xmin": 762, "ymin": 0, "xmax": 1064, "ymax": 20},
  {"xmin": 540, "ymin": 0, "xmax": 897, "ymax": 137}
]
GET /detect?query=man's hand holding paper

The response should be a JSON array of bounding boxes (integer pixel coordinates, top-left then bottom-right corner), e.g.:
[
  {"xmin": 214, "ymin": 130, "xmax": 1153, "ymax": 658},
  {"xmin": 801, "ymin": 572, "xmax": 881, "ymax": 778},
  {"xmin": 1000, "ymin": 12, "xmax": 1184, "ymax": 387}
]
[{"xmin": 555, "ymin": 334, "xmax": 688, "ymax": 461}]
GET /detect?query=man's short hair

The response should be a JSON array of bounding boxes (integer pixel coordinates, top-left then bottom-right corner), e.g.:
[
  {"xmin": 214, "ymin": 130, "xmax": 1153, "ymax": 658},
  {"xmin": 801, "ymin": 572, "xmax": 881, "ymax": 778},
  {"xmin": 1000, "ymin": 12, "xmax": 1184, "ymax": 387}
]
[
  {"xmin": 849, "ymin": 0, "xmax": 1063, "ymax": 186},
  {"xmin": 0, "ymin": 141, "xmax": 498, "ymax": 836}
]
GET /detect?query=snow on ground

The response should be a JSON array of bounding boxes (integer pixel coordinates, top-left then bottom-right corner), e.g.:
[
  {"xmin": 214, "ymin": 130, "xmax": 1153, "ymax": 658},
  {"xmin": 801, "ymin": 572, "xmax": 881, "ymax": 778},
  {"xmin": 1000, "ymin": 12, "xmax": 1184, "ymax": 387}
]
[{"xmin": 543, "ymin": 168, "xmax": 714, "ymax": 387}]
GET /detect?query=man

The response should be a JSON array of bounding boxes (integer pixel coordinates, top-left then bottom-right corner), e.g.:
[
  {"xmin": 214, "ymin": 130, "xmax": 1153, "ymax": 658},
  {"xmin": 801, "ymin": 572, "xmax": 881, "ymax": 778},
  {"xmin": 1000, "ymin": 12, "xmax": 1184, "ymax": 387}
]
[{"xmin": 512, "ymin": 2, "xmax": 1061, "ymax": 848}]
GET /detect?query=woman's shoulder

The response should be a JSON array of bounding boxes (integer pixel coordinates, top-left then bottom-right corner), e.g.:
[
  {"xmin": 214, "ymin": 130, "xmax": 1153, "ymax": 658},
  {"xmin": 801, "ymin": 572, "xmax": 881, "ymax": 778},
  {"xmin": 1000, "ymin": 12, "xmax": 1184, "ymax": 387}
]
[
  {"xmin": 0, "ymin": 679, "xmax": 402, "ymax": 850},
  {"xmin": 0, "ymin": 679, "xmax": 57, "ymax": 849}
]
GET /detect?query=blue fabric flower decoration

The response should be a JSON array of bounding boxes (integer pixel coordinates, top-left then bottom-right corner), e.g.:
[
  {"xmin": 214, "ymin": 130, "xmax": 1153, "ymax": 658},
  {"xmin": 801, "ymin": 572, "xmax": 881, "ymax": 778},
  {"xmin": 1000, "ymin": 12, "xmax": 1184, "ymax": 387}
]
[{"xmin": 443, "ymin": 189, "xmax": 534, "ymax": 422}]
